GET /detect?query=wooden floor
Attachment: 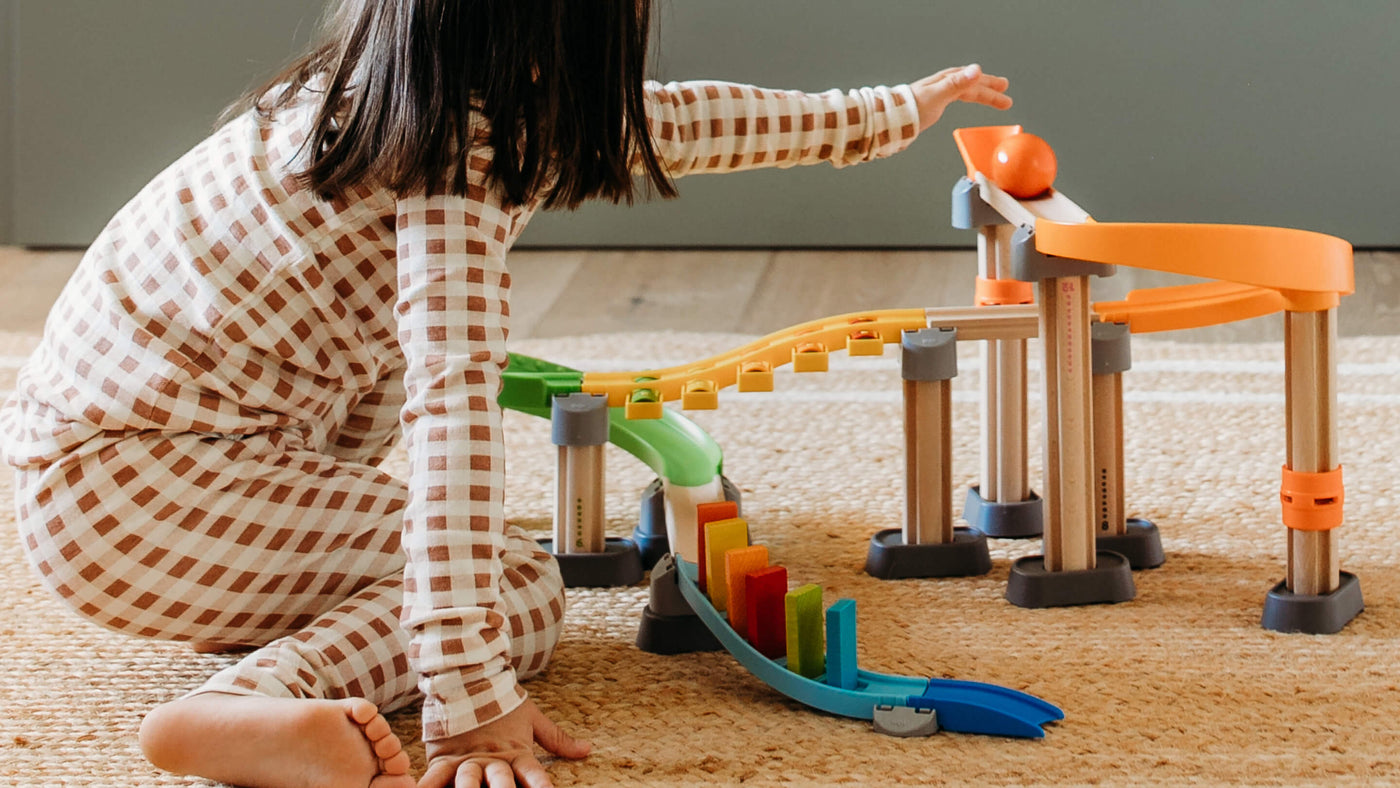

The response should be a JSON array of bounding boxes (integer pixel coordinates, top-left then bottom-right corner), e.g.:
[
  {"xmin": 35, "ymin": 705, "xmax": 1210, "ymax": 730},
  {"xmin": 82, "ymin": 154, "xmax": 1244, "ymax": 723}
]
[{"xmin": 3, "ymin": 246, "xmax": 1398, "ymax": 340}]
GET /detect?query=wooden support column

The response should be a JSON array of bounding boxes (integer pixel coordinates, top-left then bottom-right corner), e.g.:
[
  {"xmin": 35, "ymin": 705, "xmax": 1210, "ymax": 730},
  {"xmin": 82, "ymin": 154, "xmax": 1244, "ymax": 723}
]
[
  {"xmin": 555, "ymin": 436, "xmax": 606, "ymax": 553},
  {"xmin": 905, "ymin": 374, "xmax": 954, "ymax": 546},
  {"xmin": 1283, "ymin": 308, "xmax": 1340, "ymax": 596},
  {"xmin": 978, "ymin": 225, "xmax": 1030, "ymax": 504},
  {"xmin": 1091, "ymin": 368, "xmax": 1125, "ymax": 538},
  {"xmin": 1038, "ymin": 275, "xmax": 1096, "ymax": 572}
]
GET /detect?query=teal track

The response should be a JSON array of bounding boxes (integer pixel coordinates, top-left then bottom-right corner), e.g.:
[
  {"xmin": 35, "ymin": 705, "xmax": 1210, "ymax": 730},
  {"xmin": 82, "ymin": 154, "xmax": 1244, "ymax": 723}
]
[
  {"xmin": 502, "ymin": 353, "xmax": 1062, "ymax": 738},
  {"xmin": 676, "ymin": 559, "xmax": 1062, "ymax": 738}
]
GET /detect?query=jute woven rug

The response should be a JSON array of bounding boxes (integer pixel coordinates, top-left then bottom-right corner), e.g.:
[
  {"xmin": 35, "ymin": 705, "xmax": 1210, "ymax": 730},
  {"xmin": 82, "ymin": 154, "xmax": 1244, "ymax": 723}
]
[{"xmin": 2, "ymin": 329, "xmax": 1399, "ymax": 787}]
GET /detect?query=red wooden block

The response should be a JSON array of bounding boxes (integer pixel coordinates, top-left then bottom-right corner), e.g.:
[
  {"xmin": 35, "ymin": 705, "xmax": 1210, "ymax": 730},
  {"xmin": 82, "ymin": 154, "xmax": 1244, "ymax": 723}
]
[
  {"xmin": 745, "ymin": 565, "xmax": 789, "ymax": 659},
  {"xmin": 695, "ymin": 500, "xmax": 739, "ymax": 593}
]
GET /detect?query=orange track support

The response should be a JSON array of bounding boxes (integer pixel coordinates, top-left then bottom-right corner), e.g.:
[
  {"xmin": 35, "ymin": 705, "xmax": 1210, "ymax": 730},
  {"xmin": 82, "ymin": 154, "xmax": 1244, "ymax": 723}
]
[
  {"xmin": 975, "ymin": 275, "xmax": 1035, "ymax": 307},
  {"xmin": 1280, "ymin": 465, "xmax": 1345, "ymax": 532}
]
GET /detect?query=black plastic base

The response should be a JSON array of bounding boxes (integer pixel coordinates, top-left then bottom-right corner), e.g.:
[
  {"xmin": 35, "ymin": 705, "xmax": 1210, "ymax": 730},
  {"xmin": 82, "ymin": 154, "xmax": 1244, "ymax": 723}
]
[
  {"xmin": 537, "ymin": 537, "xmax": 645, "ymax": 587},
  {"xmin": 635, "ymin": 605, "xmax": 723, "ymax": 655},
  {"xmin": 631, "ymin": 476, "xmax": 743, "ymax": 570},
  {"xmin": 865, "ymin": 528, "xmax": 992, "ymax": 579},
  {"xmin": 964, "ymin": 486, "xmax": 1044, "ymax": 539},
  {"xmin": 631, "ymin": 479, "xmax": 671, "ymax": 570},
  {"xmin": 1005, "ymin": 551, "xmax": 1136, "ymax": 608},
  {"xmin": 1261, "ymin": 571, "xmax": 1364, "ymax": 634},
  {"xmin": 1097, "ymin": 518, "xmax": 1165, "ymax": 570}
]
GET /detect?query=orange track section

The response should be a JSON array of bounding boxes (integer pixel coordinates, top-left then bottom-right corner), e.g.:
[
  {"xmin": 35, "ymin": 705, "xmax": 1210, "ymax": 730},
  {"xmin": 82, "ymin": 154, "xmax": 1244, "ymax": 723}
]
[
  {"xmin": 1035, "ymin": 220, "xmax": 1353, "ymax": 313},
  {"xmin": 1093, "ymin": 281, "xmax": 1289, "ymax": 334}
]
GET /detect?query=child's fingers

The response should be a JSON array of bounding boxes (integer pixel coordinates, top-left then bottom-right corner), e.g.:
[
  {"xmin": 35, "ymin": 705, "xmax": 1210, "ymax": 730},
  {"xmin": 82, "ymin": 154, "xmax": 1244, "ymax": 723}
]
[
  {"xmin": 530, "ymin": 708, "xmax": 591, "ymax": 760},
  {"xmin": 963, "ymin": 86, "xmax": 1013, "ymax": 109}
]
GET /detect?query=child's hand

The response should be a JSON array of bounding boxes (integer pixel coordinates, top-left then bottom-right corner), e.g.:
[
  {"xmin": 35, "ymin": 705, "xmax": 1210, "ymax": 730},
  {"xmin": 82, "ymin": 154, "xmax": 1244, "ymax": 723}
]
[
  {"xmin": 911, "ymin": 64, "xmax": 1012, "ymax": 131},
  {"xmin": 419, "ymin": 699, "xmax": 591, "ymax": 788}
]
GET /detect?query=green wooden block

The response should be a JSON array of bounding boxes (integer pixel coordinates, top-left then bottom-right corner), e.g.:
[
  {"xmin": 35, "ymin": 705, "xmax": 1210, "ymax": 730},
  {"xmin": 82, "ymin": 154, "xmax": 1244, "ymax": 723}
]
[{"xmin": 784, "ymin": 583, "xmax": 825, "ymax": 679}]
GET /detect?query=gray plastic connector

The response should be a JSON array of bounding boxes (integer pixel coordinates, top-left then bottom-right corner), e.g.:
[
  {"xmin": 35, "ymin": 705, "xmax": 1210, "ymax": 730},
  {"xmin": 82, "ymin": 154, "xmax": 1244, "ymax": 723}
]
[
  {"xmin": 1091, "ymin": 322, "xmax": 1132, "ymax": 375},
  {"xmin": 901, "ymin": 327, "xmax": 958, "ymax": 382},
  {"xmin": 1010, "ymin": 225, "xmax": 1117, "ymax": 282},
  {"xmin": 551, "ymin": 392, "xmax": 609, "ymax": 446},
  {"xmin": 951, "ymin": 177, "xmax": 1007, "ymax": 229},
  {"xmin": 872, "ymin": 705, "xmax": 940, "ymax": 737}
]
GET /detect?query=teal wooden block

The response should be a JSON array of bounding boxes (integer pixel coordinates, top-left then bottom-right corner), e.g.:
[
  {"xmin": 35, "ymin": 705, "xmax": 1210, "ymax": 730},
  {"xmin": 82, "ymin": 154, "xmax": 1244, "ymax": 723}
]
[{"xmin": 826, "ymin": 598, "xmax": 858, "ymax": 690}]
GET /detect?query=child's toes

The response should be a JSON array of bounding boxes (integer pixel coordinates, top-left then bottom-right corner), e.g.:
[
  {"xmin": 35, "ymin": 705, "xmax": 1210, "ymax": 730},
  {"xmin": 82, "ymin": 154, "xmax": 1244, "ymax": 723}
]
[
  {"xmin": 361, "ymin": 714, "xmax": 391, "ymax": 741},
  {"xmin": 345, "ymin": 698, "xmax": 379, "ymax": 726},
  {"xmin": 372, "ymin": 732, "xmax": 402, "ymax": 760},
  {"xmin": 381, "ymin": 749, "xmax": 412, "ymax": 776}
]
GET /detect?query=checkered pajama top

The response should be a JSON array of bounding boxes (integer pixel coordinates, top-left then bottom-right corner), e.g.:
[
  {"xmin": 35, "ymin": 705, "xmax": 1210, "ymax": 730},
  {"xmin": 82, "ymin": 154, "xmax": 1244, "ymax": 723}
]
[{"xmin": 0, "ymin": 79, "xmax": 921, "ymax": 735}]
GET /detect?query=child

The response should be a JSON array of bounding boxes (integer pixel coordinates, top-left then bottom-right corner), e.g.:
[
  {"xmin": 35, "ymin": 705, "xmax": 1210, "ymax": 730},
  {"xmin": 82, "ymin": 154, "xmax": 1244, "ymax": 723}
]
[{"xmin": 0, "ymin": 1, "xmax": 1010, "ymax": 786}]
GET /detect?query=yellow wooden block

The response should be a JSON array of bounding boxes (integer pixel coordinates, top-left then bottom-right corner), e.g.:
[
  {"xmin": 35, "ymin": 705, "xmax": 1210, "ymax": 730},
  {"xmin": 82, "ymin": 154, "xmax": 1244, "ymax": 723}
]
[
  {"xmin": 624, "ymin": 388, "xmax": 663, "ymax": 420},
  {"xmin": 724, "ymin": 545, "xmax": 769, "ymax": 632},
  {"xmin": 846, "ymin": 333, "xmax": 885, "ymax": 356},
  {"xmin": 737, "ymin": 361, "xmax": 774, "ymax": 392},
  {"xmin": 703, "ymin": 518, "xmax": 749, "ymax": 611},
  {"xmin": 792, "ymin": 343, "xmax": 829, "ymax": 373},
  {"xmin": 681, "ymin": 379, "xmax": 718, "ymax": 410}
]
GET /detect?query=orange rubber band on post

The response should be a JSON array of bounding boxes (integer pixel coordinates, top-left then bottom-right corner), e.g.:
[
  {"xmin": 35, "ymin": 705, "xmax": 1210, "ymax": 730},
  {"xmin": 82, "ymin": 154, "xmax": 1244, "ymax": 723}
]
[
  {"xmin": 1279, "ymin": 465, "xmax": 1344, "ymax": 532},
  {"xmin": 975, "ymin": 276, "xmax": 1035, "ymax": 307}
]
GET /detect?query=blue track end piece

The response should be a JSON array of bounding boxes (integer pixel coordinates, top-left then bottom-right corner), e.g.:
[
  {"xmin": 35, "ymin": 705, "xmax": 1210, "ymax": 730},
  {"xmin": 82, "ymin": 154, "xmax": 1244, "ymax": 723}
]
[{"xmin": 908, "ymin": 679, "xmax": 1064, "ymax": 739}]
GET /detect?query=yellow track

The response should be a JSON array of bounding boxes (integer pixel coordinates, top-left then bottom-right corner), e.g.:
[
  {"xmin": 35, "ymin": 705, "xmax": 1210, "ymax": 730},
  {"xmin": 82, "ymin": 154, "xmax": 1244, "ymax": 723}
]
[{"xmin": 580, "ymin": 308, "xmax": 928, "ymax": 417}]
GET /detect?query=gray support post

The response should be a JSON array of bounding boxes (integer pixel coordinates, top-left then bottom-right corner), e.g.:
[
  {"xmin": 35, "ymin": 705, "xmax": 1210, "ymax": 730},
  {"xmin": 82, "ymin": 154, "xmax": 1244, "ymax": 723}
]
[
  {"xmin": 1089, "ymin": 322, "xmax": 1163, "ymax": 569},
  {"xmin": 866, "ymin": 328, "xmax": 990, "ymax": 579},
  {"xmin": 1004, "ymin": 227, "xmax": 1134, "ymax": 608},
  {"xmin": 542, "ymin": 392, "xmax": 644, "ymax": 587}
]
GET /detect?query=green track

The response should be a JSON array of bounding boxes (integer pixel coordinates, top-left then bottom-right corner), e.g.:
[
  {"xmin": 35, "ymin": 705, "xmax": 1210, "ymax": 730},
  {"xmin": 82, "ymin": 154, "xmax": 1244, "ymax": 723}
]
[{"xmin": 500, "ymin": 353, "xmax": 723, "ymax": 487}]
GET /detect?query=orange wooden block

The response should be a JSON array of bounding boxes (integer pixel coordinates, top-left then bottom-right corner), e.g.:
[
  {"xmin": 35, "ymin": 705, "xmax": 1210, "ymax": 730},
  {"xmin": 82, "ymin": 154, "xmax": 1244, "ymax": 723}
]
[
  {"xmin": 724, "ymin": 545, "xmax": 770, "ymax": 632},
  {"xmin": 694, "ymin": 500, "xmax": 739, "ymax": 593}
]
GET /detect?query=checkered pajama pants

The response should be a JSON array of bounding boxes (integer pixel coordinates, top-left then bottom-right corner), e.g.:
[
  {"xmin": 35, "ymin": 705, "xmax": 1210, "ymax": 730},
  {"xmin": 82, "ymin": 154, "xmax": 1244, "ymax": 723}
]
[{"xmin": 13, "ymin": 428, "xmax": 565, "ymax": 714}]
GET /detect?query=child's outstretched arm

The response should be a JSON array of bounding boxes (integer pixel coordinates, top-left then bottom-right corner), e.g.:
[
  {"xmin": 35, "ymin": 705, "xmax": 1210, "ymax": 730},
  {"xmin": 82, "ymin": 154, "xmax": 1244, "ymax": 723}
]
[{"xmin": 639, "ymin": 64, "xmax": 1011, "ymax": 178}]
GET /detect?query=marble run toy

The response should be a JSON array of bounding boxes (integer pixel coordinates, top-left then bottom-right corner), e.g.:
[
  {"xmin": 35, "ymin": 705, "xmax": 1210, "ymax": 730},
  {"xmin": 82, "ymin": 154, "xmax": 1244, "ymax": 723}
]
[{"xmin": 499, "ymin": 125, "xmax": 1361, "ymax": 737}]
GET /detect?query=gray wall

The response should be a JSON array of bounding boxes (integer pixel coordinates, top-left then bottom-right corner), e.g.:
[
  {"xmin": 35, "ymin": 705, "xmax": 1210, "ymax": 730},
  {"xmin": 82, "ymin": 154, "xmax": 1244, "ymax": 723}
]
[
  {"xmin": 0, "ymin": 0, "xmax": 14, "ymax": 243},
  {"xmin": 6, "ymin": 0, "xmax": 323, "ymax": 246},
  {"xmin": 5, "ymin": 1, "xmax": 1400, "ymax": 248}
]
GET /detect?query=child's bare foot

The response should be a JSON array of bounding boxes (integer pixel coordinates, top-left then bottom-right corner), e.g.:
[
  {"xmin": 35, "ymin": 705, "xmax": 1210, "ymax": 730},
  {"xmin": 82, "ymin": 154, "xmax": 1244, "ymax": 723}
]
[{"xmin": 139, "ymin": 693, "xmax": 414, "ymax": 788}]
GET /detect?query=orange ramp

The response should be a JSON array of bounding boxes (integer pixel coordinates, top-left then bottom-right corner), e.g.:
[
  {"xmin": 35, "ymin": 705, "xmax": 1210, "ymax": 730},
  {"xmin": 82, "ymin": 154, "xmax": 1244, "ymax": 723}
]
[
  {"xmin": 1035, "ymin": 221, "xmax": 1353, "ymax": 312},
  {"xmin": 1093, "ymin": 281, "xmax": 1289, "ymax": 334}
]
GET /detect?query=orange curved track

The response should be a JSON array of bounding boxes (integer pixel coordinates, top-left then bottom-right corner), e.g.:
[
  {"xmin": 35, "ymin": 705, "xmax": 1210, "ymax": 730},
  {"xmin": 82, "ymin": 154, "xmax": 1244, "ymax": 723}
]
[{"xmin": 1036, "ymin": 220, "xmax": 1353, "ymax": 313}]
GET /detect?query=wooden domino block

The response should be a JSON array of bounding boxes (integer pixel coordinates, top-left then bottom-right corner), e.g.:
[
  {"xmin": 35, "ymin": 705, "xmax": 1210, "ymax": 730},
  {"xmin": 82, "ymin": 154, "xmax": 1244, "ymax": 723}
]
[
  {"xmin": 723, "ymin": 545, "xmax": 769, "ymax": 632},
  {"xmin": 825, "ymin": 598, "xmax": 858, "ymax": 690},
  {"xmin": 785, "ymin": 584, "xmax": 825, "ymax": 679},
  {"xmin": 703, "ymin": 518, "xmax": 748, "ymax": 610},
  {"xmin": 694, "ymin": 501, "xmax": 739, "ymax": 593},
  {"xmin": 745, "ymin": 566, "xmax": 788, "ymax": 659}
]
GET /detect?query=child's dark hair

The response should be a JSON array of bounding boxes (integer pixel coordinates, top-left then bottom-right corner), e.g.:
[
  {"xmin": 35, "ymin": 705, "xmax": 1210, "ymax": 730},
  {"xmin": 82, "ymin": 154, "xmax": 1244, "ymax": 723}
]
[{"xmin": 230, "ymin": 0, "xmax": 677, "ymax": 209}]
